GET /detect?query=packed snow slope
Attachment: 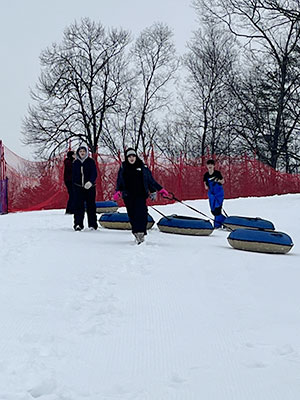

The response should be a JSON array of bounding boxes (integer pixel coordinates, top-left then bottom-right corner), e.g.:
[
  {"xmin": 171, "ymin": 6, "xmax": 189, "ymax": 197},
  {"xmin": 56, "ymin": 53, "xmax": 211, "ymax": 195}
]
[{"xmin": 0, "ymin": 194, "xmax": 299, "ymax": 400}]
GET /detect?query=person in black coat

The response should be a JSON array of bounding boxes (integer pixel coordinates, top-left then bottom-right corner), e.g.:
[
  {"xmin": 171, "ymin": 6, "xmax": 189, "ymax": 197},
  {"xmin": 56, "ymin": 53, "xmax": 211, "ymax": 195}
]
[
  {"xmin": 64, "ymin": 150, "xmax": 75, "ymax": 214},
  {"xmin": 113, "ymin": 148, "xmax": 168, "ymax": 244},
  {"xmin": 72, "ymin": 145, "xmax": 98, "ymax": 231}
]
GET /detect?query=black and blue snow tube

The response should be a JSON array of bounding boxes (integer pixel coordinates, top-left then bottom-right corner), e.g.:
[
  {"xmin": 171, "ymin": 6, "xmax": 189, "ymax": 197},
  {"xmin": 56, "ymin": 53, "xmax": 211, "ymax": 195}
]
[
  {"xmin": 223, "ymin": 216, "xmax": 275, "ymax": 231},
  {"xmin": 157, "ymin": 215, "xmax": 214, "ymax": 236},
  {"xmin": 95, "ymin": 201, "xmax": 118, "ymax": 214},
  {"xmin": 227, "ymin": 229, "xmax": 293, "ymax": 254},
  {"xmin": 99, "ymin": 212, "xmax": 155, "ymax": 230}
]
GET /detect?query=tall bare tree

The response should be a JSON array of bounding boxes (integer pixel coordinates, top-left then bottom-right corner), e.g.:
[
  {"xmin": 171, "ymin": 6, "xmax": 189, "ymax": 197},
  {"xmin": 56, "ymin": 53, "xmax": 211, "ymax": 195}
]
[
  {"xmin": 178, "ymin": 22, "xmax": 238, "ymax": 158},
  {"xmin": 133, "ymin": 22, "xmax": 179, "ymax": 155},
  {"xmin": 193, "ymin": 0, "xmax": 300, "ymax": 170},
  {"xmin": 23, "ymin": 18, "xmax": 131, "ymax": 157},
  {"xmin": 97, "ymin": 22, "xmax": 179, "ymax": 160}
]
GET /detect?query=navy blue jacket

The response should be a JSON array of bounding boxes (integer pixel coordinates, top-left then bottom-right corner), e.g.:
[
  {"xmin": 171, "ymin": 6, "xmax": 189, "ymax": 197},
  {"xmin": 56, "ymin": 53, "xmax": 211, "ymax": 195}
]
[
  {"xmin": 116, "ymin": 161, "xmax": 162, "ymax": 198},
  {"xmin": 72, "ymin": 157, "xmax": 97, "ymax": 187}
]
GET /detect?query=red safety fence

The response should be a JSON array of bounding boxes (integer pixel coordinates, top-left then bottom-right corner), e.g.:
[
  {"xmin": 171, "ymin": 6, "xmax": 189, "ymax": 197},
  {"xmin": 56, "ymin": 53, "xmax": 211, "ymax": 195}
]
[{"xmin": 1, "ymin": 141, "xmax": 300, "ymax": 213}]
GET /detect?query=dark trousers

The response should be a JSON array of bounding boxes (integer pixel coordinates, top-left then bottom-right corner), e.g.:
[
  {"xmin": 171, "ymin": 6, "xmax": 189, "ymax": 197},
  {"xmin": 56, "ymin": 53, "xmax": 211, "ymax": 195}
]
[
  {"xmin": 65, "ymin": 181, "xmax": 74, "ymax": 214},
  {"xmin": 73, "ymin": 185, "xmax": 97, "ymax": 229},
  {"xmin": 124, "ymin": 196, "xmax": 148, "ymax": 234}
]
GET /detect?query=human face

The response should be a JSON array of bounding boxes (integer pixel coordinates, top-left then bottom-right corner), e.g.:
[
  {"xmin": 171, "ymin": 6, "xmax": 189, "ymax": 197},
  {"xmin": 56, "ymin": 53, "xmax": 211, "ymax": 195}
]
[
  {"xmin": 79, "ymin": 149, "xmax": 87, "ymax": 158},
  {"xmin": 128, "ymin": 155, "xmax": 136, "ymax": 164},
  {"xmin": 207, "ymin": 163, "xmax": 215, "ymax": 174}
]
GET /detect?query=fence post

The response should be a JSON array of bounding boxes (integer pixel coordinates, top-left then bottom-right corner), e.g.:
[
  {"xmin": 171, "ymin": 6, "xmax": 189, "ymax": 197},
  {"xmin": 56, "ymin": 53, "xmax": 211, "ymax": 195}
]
[
  {"xmin": 93, "ymin": 151, "xmax": 103, "ymax": 201},
  {"xmin": 0, "ymin": 140, "xmax": 8, "ymax": 214},
  {"xmin": 178, "ymin": 152, "xmax": 183, "ymax": 200},
  {"xmin": 0, "ymin": 140, "xmax": 4, "ymax": 180}
]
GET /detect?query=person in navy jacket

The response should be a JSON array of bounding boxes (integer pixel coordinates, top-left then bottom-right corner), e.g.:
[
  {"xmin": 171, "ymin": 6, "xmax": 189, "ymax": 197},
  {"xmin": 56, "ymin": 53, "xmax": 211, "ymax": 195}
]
[
  {"xmin": 113, "ymin": 148, "xmax": 168, "ymax": 244},
  {"xmin": 203, "ymin": 159, "xmax": 225, "ymax": 228},
  {"xmin": 72, "ymin": 145, "xmax": 98, "ymax": 231}
]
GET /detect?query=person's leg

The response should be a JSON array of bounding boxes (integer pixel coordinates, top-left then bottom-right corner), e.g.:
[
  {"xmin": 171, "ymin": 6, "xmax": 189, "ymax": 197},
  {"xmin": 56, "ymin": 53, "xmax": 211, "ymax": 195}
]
[
  {"xmin": 124, "ymin": 197, "xmax": 147, "ymax": 243},
  {"xmin": 124, "ymin": 197, "xmax": 136, "ymax": 232},
  {"xmin": 73, "ymin": 186, "xmax": 85, "ymax": 229},
  {"xmin": 133, "ymin": 197, "xmax": 148, "ymax": 235},
  {"xmin": 212, "ymin": 206, "xmax": 225, "ymax": 228},
  {"xmin": 85, "ymin": 186, "xmax": 97, "ymax": 229},
  {"xmin": 208, "ymin": 191, "xmax": 216, "ymax": 214},
  {"xmin": 214, "ymin": 214, "xmax": 226, "ymax": 228}
]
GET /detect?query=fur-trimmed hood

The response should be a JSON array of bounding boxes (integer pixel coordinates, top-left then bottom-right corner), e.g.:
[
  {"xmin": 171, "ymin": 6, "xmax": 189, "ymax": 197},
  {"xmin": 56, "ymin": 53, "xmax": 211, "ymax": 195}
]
[{"xmin": 76, "ymin": 145, "xmax": 89, "ymax": 163}]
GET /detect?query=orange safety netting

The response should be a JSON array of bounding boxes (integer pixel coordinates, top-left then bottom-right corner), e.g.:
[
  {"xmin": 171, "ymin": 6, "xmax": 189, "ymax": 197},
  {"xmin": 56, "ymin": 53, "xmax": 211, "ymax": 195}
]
[{"xmin": 1, "ymin": 143, "xmax": 300, "ymax": 213}]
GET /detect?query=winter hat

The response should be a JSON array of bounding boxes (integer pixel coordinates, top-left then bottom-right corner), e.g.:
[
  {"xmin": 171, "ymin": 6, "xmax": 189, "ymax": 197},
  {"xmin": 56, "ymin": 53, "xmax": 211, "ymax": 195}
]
[{"xmin": 125, "ymin": 148, "xmax": 137, "ymax": 158}]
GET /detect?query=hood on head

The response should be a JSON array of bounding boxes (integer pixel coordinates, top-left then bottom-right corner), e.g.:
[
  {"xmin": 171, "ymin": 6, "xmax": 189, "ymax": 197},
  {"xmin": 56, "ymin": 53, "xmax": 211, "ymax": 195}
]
[{"xmin": 76, "ymin": 145, "xmax": 89, "ymax": 162}]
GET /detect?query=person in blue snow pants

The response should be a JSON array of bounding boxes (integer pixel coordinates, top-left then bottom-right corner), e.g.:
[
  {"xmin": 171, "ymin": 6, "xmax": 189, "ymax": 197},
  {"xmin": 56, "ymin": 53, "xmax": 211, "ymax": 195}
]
[{"xmin": 203, "ymin": 159, "xmax": 226, "ymax": 228}]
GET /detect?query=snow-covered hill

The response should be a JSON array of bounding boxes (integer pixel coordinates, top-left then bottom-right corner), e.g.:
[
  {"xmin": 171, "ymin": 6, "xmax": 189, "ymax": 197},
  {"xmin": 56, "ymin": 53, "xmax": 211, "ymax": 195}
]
[{"xmin": 0, "ymin": 194, "xmax": 299, "ymax": 400}]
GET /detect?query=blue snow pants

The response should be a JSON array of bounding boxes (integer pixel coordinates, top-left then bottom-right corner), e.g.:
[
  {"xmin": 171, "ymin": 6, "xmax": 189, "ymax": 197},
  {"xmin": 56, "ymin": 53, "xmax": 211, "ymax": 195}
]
[{"xmin": 208, "ymin": 182, "xmax": 225, "ymax": 228}]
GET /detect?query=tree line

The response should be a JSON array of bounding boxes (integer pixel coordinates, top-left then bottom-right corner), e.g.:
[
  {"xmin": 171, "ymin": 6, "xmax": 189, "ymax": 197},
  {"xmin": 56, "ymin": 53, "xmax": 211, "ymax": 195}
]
[{"xmin": 23, "ymin": 0, "xmax": 300, "ymax": 173}]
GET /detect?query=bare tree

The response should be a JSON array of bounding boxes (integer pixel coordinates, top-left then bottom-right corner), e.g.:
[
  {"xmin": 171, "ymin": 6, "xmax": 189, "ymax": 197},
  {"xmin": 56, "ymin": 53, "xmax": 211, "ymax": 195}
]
[
  {"xmin": 193, "ymin": 0, "xmax": 300, "ymax": 170},
  {"xmin": 178, "ymin": 22, "xmax": 239, "ymax": 158},
  {"xmin": 97, "ymin": 22, "xmax": 179, "ymax": 160},
  {"xmin": 23, "ymin": 18, "xmax": 131, "ymax": 158},
  {"xmin": 98, "ymin": 82, "xmax": 137, "ymax": 160},
  {"xmin": 133, "ymin": 22, "xmax": 179, "ymax": 155}
]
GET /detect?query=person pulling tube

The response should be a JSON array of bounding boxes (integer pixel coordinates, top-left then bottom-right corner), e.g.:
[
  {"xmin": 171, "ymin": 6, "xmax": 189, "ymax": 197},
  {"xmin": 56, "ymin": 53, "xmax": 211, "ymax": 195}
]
[
  {"xmin": 203, "ymin": 159, "xmax": 226, "ymax": 229},
  {"xmin": 113, "ymin": 148, "xmax": 168, "ymax": 244}
]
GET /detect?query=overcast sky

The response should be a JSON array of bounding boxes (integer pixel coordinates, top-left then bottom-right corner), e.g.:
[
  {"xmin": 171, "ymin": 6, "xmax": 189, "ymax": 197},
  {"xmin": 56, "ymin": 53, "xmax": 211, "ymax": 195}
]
[{"xmin": 0, "ymin": 0, "xmax": 198, "ymax": 159}]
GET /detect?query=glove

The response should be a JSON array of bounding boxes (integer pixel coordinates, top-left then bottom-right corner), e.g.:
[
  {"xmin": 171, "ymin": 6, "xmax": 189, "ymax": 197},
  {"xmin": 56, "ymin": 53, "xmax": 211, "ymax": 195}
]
[
  {"xmin": 158, "ymin": 188, "xmax": 169, "ymax": 197},
  {"xmin": 113, "ymin": 191, "xmax": 121, "ymax": 201},
  {"xmin": 149, "ymin": 192, "xmax": 157, "ymax": 201},
  {"xmin": 84, "ymin": 181, "xmax": 93, "ymax": 189}
]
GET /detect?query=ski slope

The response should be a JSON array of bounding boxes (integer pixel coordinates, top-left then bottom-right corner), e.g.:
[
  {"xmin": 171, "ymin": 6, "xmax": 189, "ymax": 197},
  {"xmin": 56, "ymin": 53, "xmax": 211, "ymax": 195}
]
[{"xmin": 0, "ymin": 194, "xmax": 299, "ymax": 400}]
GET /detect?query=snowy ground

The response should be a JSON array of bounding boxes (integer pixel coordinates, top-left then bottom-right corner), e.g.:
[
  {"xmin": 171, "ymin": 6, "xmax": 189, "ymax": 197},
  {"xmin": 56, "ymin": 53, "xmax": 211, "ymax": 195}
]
[{"xmin": 0, "ymin": 194, "xmax": 299, "ymax": 400}]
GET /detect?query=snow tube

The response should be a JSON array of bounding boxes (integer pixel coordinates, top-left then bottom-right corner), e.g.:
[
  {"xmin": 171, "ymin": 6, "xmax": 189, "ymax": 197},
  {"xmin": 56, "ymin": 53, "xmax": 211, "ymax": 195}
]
[
  {"xmin": 99, "ymin": 212, "xmax": 155, "ymax": 230},
  {"xmin": 157, "ymin": 215, "xmax": 214, "ymax": 236},
  {"xmin": 223, "ymin": 216, "xmax": 275, "ymax": 231},
  {"xmin": 227, "ymin": 229, "xmax": 293, "ymax": 254},
  {"xmin": 95, "ymin": 201, "xmax": 118, "ymax": 214}
]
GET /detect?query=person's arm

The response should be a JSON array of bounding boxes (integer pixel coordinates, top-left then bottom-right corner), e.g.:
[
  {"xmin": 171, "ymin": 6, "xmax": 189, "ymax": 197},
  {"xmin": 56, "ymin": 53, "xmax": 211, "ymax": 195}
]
[
  {"xmin": 87, "ymin": 158, "xmax": 97, "ymax": 184},
  {"xmin": 215, "ymin": 171, "xmax": 224, "ymax": 185},
  {"xmin": 203, "ymin": 173, "xmax": 209, "ymax": 190},
  {"xmin": 113, "ymin": 166, "xmax": 124, "ymax": 200},
  {"xmin": 84, "ymin": 159, "xmax": 97, "ymax": 189},
  {"xmin": 116, "ymin": 166, "xmax": 124, "ymax": 192},
  {"xmin": 146, "ymin": 167, "xmax": 163, "ymax": 192}
]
